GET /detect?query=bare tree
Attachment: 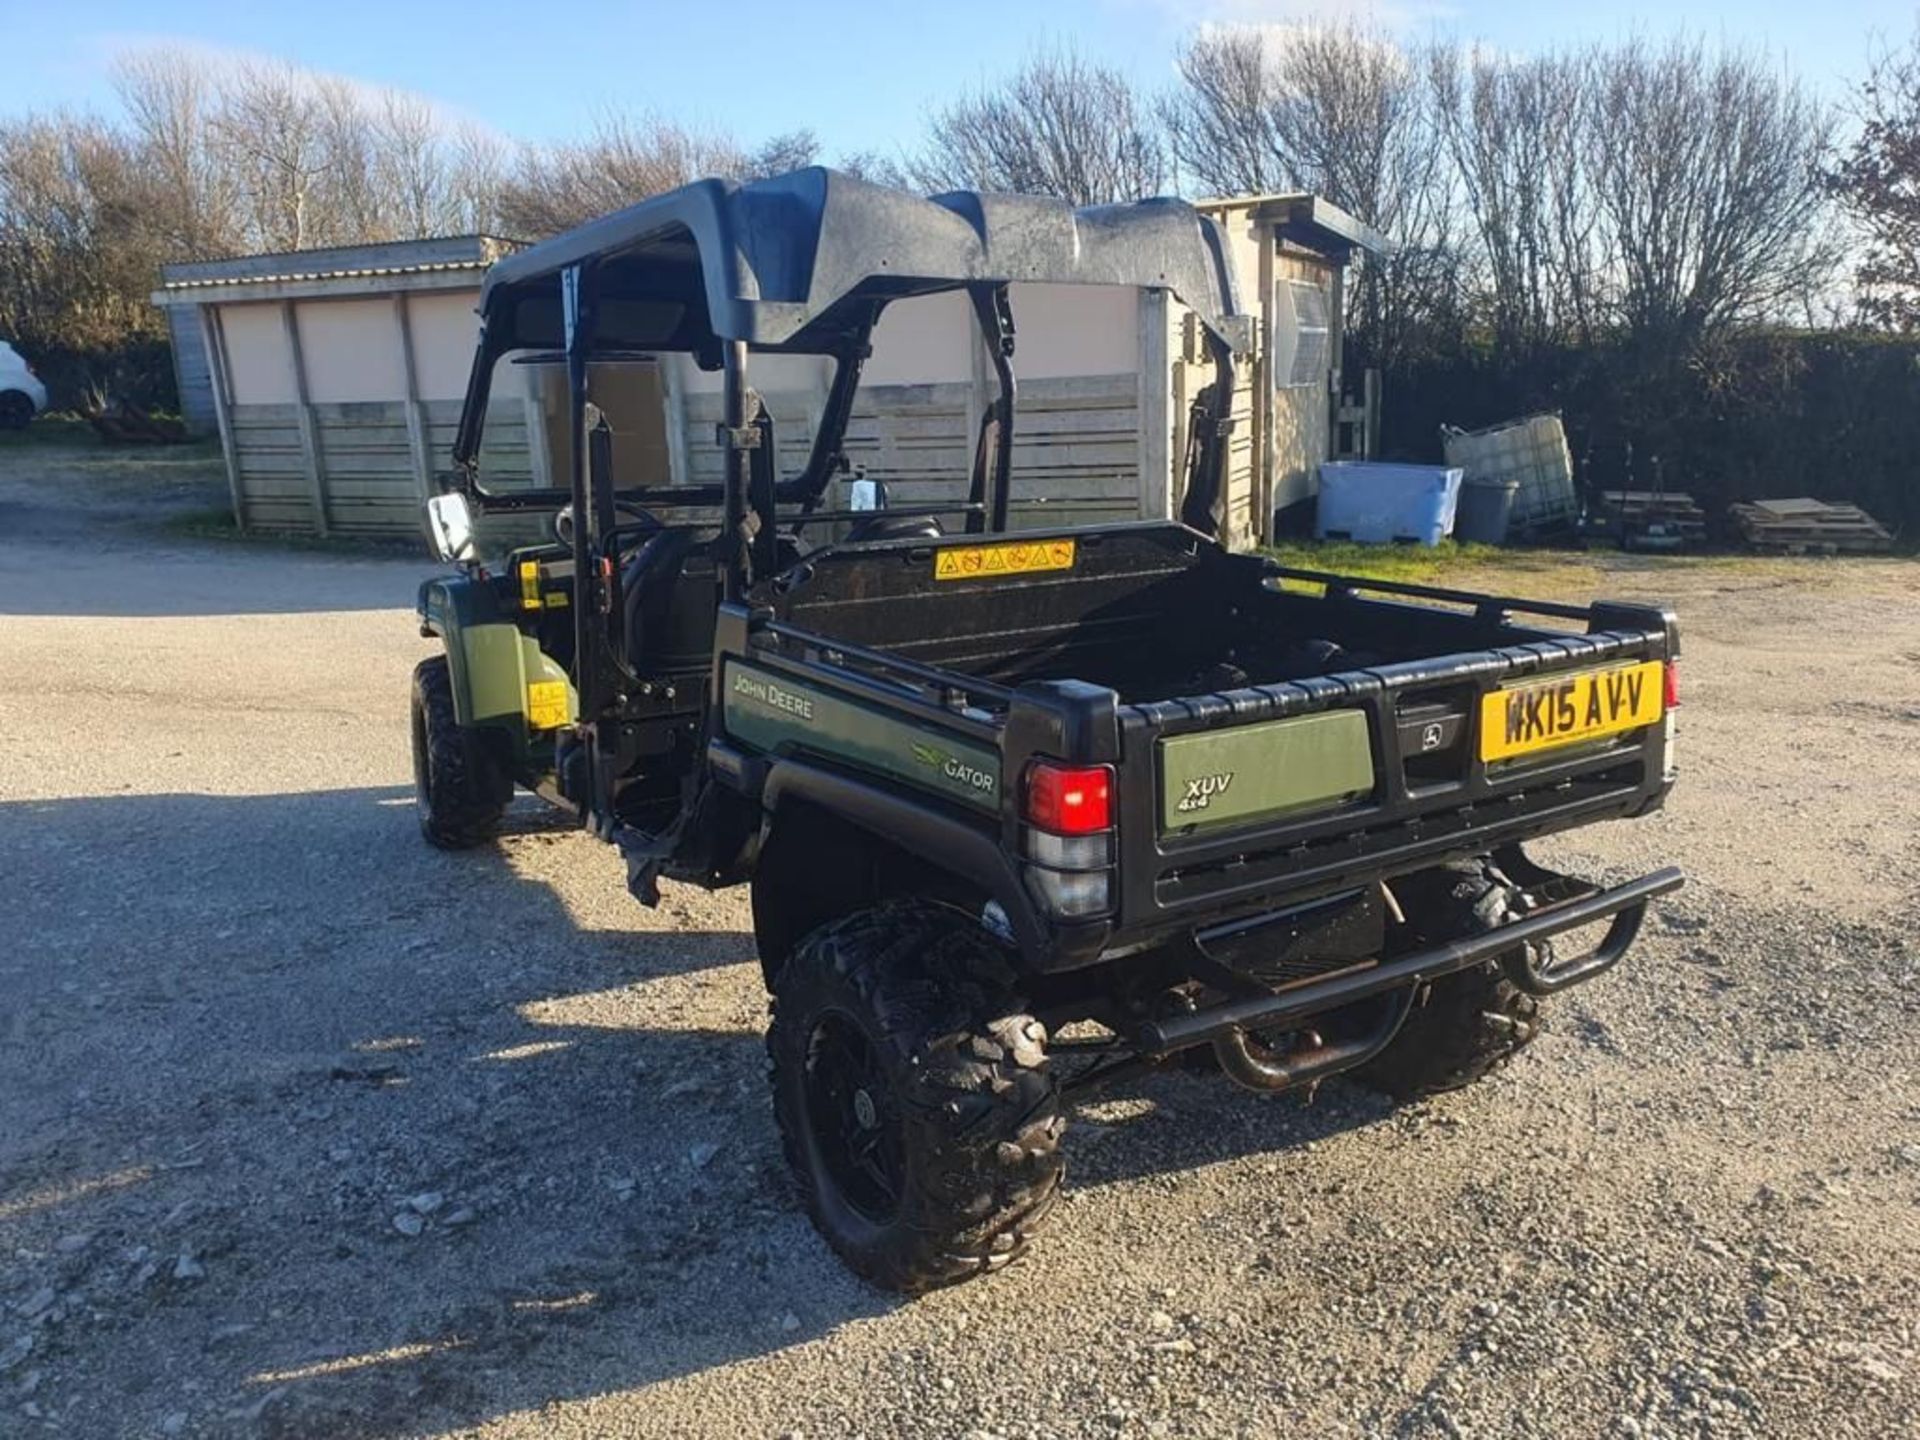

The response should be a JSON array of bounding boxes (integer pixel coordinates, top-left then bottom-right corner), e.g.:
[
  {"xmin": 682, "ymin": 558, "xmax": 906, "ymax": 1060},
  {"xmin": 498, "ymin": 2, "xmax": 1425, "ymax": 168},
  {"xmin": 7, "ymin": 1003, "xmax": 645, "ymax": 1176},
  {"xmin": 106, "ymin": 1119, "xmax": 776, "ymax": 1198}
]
[
  {"xmin": 112, "ymin": 48, "xmax": 238, "ymax": 258},
  {"xmin": 1429, "ymin": 45, "xmax": 1602, "ymax": 353},
  {"xmin": 211, "ymin": 60, "xmax": 336, "ymax": 251},
  {"xmin": 912, "ymin": 48, "xmax": 1167, "ymax": 205},
  {"xmin": 1827, "ymin": 25, "xmax": 1920, "ymax": 328},
  {"xmin": 1169, "ymin": 24, "xmax": 1461, "ymax": 363},
  {"xmin": 1589, "ymin": 39, "xmax": 1836, "ymax": 349},
  {"xmin": 1165, "ymin": 28, "xmax": 1276, "ymax": 196},
  {"xmin": 447, "ymin": 125, "xmax": 509, "ymax": 235},
  {"xmin": 836, "ymin": 148, "xmax": 914, "ymax": 190},
  {"xmin": 497, "ymin": 112, "xmax": 745, "ymax": 237},
  {"xmin": 743, "ymin": 129, "xmax": 820, "ymax": 181}
]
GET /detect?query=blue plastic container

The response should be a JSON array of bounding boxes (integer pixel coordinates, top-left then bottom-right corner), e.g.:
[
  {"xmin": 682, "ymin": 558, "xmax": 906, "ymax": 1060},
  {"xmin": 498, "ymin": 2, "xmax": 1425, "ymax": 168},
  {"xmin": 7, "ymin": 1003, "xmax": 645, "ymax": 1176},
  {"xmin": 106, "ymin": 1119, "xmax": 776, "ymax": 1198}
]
[{"xmin": 1314, "ymin": 462, "xmax": 1464, "ymax": 546}]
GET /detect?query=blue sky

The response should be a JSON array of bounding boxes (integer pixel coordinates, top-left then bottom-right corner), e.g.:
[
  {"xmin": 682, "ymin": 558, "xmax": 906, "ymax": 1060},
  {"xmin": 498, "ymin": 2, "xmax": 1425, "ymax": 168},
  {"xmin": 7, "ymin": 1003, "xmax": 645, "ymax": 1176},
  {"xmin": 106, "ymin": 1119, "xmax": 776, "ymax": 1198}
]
[{"xmin": 2, "ymin": 0, "xmax": 1911, "ymax": 156}]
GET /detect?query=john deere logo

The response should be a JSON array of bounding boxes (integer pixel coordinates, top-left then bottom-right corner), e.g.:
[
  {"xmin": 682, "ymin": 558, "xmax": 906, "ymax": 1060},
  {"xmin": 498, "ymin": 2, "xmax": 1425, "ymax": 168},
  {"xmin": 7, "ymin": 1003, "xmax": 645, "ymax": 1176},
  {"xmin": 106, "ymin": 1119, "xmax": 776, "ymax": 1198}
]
[
  {"xmin": 1177, "ymin": 771, "xmax": 1235, "ymax": 813},
  {"xmin": 911, "ymin": 741, "xmax": 996, "ymax": 796}
]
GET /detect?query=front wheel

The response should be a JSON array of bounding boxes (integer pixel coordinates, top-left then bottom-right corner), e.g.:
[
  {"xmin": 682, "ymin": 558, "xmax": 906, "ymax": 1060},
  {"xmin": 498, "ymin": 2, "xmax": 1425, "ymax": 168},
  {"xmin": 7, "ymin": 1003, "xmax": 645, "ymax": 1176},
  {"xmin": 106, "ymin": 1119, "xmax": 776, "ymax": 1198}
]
[
  {"xmin": 0, "ymin": 391, "xmax": 34, "ymax": 430},
  {"xmin": 409, "ymin": 656, "xmax": 512, "ymax": 849},
  {"xmin": 767, "ymin": 901, "xmax": 1064, "ymax": 1293}
]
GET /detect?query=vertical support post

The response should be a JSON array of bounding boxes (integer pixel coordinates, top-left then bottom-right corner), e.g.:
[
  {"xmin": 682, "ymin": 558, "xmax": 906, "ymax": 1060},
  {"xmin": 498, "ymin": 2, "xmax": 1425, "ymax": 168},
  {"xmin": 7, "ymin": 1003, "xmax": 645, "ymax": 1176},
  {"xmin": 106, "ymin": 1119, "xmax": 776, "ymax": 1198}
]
[
  {"xmin": 1328, "ymin": 260, "xmax": 1349, "ymax": 470},
  {"xmin": 561, "ymin": 263, "xmax": 597, "ymax": 725},
  {"xmin": 1171, "ymin": 312, "xmax": 1194, "ymax": 525},
  {"xmin": 966, "ymin": 306, "xmax": 989, "ymax": 516},
  {"xmin": 1252, "ymin": 222, "xmax": 1275, "ymax": 548},
  {"xmin": 392, "ymin": 295, "xmax": 435, "ymax": 503},
  {"xmin": 197, "ymin": 304, "xmax": 245, "ymax": 533},
  {"xmin": 1364, "ymin": 367, "xmax": 1381, "ymax": 460},
  {"xmin": 660, "ymin": 355, "xmax": 690, "ymax": 487},
  {"xmin": 970, "ymin": 285, "xmax": 1017, "ymax": 533},
  {"xmin": 279, "ymin": 300, "xmax": 329, "ymax": 537},
  {"xmin": 721, "ymin": 339, "xmax": 751, "ymax": 605},
  {"xmin": 1136, "ymin": 288, "xmax": 1171, "ymax": 521}
]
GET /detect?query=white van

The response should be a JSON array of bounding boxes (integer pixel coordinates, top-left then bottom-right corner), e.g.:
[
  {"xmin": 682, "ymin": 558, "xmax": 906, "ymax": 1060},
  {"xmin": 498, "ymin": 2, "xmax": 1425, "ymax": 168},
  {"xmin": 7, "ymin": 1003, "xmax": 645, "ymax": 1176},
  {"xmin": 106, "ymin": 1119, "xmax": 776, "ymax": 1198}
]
[{"xmin": 0, "ymin": 341, "xmax": 48, "ymax": 428}]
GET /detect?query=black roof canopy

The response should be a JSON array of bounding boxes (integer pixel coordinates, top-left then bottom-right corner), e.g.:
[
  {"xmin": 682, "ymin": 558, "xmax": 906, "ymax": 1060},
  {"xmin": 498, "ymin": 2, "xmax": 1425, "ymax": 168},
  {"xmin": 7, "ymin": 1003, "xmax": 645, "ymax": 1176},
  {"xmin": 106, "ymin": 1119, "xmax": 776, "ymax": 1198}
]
[{"xmin": 479, "ymin": 167, "xmax": 1246, "ymax": 355}]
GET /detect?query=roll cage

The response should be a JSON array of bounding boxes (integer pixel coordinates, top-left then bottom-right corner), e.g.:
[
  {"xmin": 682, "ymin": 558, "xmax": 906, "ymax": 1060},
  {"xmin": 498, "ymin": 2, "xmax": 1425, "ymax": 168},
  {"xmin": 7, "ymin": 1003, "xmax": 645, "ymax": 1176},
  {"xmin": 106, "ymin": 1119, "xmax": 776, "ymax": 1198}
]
[{"xmin": 443, "ymin": 167, "xmax": 1248, "ymax": 740}]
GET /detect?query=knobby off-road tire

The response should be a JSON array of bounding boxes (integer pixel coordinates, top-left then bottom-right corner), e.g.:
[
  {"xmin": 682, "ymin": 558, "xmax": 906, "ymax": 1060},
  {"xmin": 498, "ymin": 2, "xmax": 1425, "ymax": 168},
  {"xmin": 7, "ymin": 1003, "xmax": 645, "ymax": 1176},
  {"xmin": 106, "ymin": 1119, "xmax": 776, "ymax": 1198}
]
[
  {"xmin": 767, "ymin": 901, "xmax": 1065, "ymax": 1293},
  {"xmin": 409, "ymin": 656, "xmax": 512, "ymax": 850},
  {"xmin": 1353, "ymin": 860, "xmax": 1544, "ymax": 1101}
]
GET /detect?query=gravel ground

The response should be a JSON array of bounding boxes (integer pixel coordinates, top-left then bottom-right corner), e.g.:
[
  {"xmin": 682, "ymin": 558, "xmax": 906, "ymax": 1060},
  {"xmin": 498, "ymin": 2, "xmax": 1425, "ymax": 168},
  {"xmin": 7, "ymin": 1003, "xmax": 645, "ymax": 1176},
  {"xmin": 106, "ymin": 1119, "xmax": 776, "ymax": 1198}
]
[{"xmin": 2, "ymin": 445, "xmax": 1917, "ymax": 1440}]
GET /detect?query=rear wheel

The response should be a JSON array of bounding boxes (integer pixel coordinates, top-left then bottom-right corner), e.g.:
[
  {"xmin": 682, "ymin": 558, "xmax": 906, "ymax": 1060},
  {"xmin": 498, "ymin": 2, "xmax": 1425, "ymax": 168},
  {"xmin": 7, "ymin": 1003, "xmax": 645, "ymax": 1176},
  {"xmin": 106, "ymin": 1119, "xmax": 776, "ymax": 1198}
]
[
  {"xmin": 409, "ymin": 656, "xmax": 512, "ymax": 849},
  {"xmin": 767, "ymin": 901, "xmax": 1064, "ymax": 1293},
  {"xmin": 1352, "ymin": 861, "xmax": 1543, "ymax": 1101},
  {"xmin": 0, "ymin": 391, "xmax": 34, "ymax": 430}
]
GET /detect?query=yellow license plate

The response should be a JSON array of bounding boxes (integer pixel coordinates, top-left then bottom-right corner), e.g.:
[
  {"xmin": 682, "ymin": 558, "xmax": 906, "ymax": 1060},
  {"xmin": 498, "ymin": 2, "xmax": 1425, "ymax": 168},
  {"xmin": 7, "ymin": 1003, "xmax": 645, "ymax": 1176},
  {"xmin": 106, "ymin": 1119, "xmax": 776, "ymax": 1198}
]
[{"xmin": 1479, "ymin": 661, "xmax": 1664, "ymax": 762}]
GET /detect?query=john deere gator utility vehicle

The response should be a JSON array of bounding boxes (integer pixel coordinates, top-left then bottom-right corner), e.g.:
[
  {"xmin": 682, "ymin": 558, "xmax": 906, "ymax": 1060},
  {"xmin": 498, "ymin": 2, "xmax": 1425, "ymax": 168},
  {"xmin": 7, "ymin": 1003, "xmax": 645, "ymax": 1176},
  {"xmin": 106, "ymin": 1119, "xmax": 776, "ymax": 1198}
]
[{"xmin": 412, "ymin": 167, "xmax": 1683, "ymax": 1292}]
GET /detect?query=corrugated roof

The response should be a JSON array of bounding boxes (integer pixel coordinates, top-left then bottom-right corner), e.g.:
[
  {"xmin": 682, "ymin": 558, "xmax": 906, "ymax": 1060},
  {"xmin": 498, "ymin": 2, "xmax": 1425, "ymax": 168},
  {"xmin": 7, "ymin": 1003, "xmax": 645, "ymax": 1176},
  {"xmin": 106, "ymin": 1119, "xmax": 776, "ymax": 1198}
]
[
  {"xmin": 159, "ymin": 257, "xmax": 493, "ymax": 292},
  {"xmin": 155, "ymin": 234, "xmax": 525, "ymax": 299}
]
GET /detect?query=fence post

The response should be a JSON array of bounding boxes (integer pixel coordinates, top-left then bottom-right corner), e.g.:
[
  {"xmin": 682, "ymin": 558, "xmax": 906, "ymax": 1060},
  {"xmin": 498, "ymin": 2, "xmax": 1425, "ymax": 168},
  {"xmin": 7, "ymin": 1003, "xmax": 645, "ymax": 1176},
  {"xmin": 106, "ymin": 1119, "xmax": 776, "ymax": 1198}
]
[
  {"xmin": 279, "ymin": 300, "xmax": 330, "ymax": 537},
  {"xmin": 1137, "ymin": 288, "xmax": 1172, "ymax": 521},
  {"xmin": 197, "ymin": 304, "xmax": 246, "ymax": 534}
]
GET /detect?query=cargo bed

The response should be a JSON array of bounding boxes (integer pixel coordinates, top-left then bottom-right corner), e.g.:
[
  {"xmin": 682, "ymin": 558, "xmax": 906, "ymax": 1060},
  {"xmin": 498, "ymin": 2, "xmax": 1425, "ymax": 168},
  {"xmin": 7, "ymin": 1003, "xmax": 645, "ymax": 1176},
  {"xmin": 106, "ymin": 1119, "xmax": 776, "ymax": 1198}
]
[{"xmin": 746, "ymin": 521, "xmax": 1678, "ymax": 965}]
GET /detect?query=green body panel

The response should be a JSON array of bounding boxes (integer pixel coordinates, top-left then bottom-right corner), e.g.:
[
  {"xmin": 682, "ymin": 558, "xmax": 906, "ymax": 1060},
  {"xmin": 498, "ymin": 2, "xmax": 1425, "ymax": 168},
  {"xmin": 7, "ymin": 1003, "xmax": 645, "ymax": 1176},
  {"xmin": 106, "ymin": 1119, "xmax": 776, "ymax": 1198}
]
[
  {"xmin": 462, "ymin": 624, "xmax": 573, "ymax": 725},
  {"xmin": 417, "ymin": 573, "xmax": 573, "ymax": 771},
  {"xmin": 1158, "ymin": 710, "xmax": 1374, "ymax": 835},
  {"xmin": 722, "ymin": 661, "xmax": 1000, "ymax": 814}
]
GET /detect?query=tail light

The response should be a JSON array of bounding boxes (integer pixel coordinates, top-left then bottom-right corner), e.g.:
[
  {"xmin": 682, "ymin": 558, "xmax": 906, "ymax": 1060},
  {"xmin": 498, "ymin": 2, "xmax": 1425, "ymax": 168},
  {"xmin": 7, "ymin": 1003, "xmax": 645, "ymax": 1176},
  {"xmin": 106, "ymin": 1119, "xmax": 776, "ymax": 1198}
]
[
  {"xmin": 1024, "ymin": 763, "xmax": 1110, "ymax": 834},
  {"xmin": 1020, "ymin": 760, "xmax": 1115, "ymax": 919},
  {"xmin": 1661, "ymin": 661, "xmax": 1679, "ymax": 782}
]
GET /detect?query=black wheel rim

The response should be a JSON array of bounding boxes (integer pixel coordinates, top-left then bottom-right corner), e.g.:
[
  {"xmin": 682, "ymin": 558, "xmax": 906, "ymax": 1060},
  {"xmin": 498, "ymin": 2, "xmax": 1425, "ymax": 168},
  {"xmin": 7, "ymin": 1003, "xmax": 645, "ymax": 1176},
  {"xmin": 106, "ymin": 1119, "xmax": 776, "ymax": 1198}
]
[{"xmin": 803, "ymin": 1012, "xmax": 903, "ymax": 1223}]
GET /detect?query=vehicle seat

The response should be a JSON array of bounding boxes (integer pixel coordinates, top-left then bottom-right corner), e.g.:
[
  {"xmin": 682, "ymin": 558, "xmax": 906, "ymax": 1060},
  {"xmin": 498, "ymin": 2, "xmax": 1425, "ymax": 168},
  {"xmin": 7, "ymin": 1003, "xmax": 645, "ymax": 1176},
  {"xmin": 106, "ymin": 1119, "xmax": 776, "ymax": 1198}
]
[
  {"xmin": 843, "ymin": 513, "xmax": 945, "ymax": 543},
  {"xmin": 621, "ymin": 527, "xmax": 720, "ymax": 676}
]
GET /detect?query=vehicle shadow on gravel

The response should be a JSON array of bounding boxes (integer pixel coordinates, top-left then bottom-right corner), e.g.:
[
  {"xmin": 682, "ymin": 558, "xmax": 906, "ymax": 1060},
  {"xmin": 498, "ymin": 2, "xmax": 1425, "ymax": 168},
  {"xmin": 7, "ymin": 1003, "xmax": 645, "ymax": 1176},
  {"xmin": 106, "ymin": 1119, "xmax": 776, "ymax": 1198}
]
[
  {"xmin": 0, "ymin": 785, "xmax": 906, "ymax": 1438},
  {"xmin": 5, "ymin": 782, "xmax": 1422, "ymax": 1440},
  {"xmin": 1066, "ymin": 1068, "xmax": 1399, "ymax": 1195}
]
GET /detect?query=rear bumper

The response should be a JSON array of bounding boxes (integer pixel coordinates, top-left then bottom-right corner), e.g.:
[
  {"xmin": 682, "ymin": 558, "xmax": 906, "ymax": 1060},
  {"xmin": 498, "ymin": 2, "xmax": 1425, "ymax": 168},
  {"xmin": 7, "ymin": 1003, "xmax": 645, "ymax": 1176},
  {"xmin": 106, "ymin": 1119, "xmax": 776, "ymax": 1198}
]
[{"xmin": 1137, "ymin": 865, "xmax": 1684, "ymax": 1055}]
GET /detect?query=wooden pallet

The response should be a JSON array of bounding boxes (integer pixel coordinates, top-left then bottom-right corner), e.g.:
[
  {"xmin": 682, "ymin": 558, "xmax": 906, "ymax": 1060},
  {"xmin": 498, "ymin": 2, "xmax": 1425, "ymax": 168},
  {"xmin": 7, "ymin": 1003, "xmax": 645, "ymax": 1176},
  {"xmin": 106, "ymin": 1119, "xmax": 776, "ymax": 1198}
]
[
  {"xmin": 1590, "ymin": 490, "xmax": 1708, "ymax": 543},
  {"xmin": 1730, "ymin": 498, "xmax": 1893, "ymax": 554}
]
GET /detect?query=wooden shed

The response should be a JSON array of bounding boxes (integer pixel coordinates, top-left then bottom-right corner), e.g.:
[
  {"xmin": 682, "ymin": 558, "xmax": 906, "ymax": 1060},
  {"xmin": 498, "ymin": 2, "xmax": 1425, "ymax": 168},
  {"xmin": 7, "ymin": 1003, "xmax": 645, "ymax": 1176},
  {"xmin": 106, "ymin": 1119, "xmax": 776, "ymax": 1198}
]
[{"xmin": 152, "ymin": 192, "xmax": 1383, "ymax": 548}]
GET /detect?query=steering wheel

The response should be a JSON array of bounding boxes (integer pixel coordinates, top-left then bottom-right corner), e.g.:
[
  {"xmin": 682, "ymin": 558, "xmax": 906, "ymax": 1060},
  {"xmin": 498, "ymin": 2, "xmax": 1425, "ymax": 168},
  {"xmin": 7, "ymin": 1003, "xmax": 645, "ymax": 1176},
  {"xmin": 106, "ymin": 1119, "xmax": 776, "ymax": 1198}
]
[{"xmin": 553, "ymin": 499, "xmax": 662, "ymax": 549}]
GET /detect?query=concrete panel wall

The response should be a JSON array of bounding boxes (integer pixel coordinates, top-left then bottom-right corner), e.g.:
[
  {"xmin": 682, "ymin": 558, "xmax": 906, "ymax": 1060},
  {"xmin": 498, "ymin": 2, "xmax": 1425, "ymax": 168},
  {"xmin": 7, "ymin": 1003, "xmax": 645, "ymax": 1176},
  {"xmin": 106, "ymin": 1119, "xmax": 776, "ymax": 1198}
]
[
  {"xmin": 227, "ymin": 397, "xmax": 531, "ymax": 537},
  {"xmin": 1008, "ymin": 284, "xmax": 1138, "ymax": 379},
  {"xmin": 297, "ymin": 299, "xmax": 408, "ymax": 404},
  {"xmin": 405, "ymin": 291, "xmax": 483, "ymax": 401},
  {"xmin": 862, "ymin": 290, "xmax": 975, "ymax": 385},
  {"xmin": 221, "ymin": 303, "xmax": 298, "ymax": 405}
]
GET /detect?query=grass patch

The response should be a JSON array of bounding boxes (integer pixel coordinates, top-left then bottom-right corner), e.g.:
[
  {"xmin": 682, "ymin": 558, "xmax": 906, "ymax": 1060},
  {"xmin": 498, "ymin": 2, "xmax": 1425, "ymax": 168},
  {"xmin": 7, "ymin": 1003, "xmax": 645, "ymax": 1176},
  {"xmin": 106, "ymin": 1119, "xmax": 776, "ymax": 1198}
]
[{"xmin": 1262, "ymin": 538, "xmax": 1578, "ymax": 586}]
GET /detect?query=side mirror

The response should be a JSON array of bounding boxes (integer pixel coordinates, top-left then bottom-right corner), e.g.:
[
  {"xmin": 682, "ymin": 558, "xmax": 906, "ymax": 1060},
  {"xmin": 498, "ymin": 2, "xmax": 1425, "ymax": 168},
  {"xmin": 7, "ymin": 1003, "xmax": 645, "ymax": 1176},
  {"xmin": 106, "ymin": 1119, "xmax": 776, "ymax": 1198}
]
[
  {"xmin": 424, "ymin": 492, "xmax": 476, "ymax": 563},
  {"xmin": 849, "ymin": 473, "xmax": 888, "ymax": 512}
]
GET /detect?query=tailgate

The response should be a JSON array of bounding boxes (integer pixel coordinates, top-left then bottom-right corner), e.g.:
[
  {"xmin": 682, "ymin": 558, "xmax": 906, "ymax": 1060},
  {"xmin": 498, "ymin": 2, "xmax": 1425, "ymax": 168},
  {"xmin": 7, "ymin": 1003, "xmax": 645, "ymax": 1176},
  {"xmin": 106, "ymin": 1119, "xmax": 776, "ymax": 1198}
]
[{"xmin": 1120, "ymin": 602, "xmax": 1676, "ymax": 931}]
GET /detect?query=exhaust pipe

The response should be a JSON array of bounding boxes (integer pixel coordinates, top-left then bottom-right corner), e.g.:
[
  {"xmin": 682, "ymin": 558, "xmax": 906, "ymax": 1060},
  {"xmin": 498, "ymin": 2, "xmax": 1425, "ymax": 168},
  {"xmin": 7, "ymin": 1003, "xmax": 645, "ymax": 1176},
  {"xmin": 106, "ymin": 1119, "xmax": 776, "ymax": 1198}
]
[{"xmin": 1210, "ymin": 989, "xmax": 1415, "ymax": 1093}]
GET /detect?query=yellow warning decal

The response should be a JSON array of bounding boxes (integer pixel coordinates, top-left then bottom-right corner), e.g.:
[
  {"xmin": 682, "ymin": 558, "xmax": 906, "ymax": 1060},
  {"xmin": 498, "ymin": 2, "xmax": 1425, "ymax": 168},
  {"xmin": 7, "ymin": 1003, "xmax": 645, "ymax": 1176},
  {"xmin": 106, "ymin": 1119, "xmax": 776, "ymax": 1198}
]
[
  {"xmin": 933, "ymin": 538, "xmax": 1076, "ymax": 582},
  {"xmin": 527, "ymin": 680, "xmax": 571, "ymax": 730},
  {"xmin": 517, "ymin": 560, "xmax": 543, "ymax": 610}
]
